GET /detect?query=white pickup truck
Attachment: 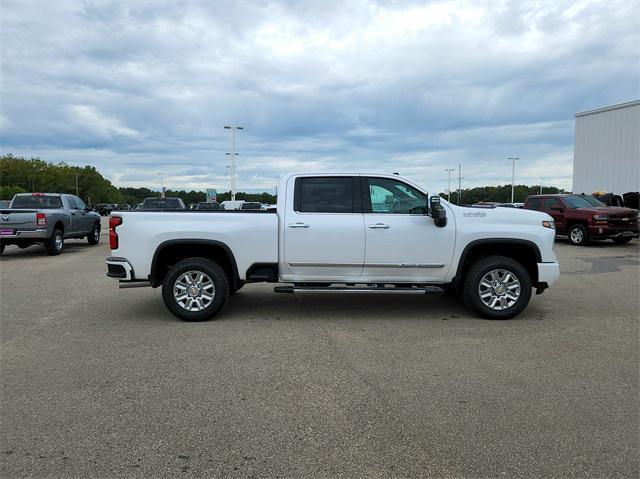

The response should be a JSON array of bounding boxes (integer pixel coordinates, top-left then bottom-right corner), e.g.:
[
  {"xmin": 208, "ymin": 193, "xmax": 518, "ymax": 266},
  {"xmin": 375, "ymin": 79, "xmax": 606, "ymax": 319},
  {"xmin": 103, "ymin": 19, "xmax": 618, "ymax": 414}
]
[{"xmin": 106, "ymin": 173, "xmax": 560, "ymax": 321}]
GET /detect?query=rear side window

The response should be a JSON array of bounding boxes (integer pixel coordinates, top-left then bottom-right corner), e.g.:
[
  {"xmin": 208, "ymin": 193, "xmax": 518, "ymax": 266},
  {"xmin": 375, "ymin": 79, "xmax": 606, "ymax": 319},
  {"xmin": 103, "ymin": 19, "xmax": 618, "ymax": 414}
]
[
  {"xmin": 11, "ymin": 195, "xmax": 63, "ymax": 209},
  {"xmin": 526, "ymin": 198, "xmax": 542, "ymax": 210},
  {"xmin": 66, "ymin": 196, "xmax": 78, "ymax": 209},
  {"xmin": 295, "ymin": 177, "xmax": 356, "ymax": 213},
  {"xmin": 544, "ymin": 198, "xmax": 561, "ymax": 210}
]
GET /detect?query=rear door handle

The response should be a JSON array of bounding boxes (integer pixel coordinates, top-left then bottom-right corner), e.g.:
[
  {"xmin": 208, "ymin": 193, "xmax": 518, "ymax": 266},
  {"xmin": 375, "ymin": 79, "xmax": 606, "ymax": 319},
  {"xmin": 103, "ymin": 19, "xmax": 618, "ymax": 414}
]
[
  {"xmin": 368, "ymin": 223, "xmax": 390, "ymax": 229},
  {"xmin": 288, "ymin": 222, "xmax": 309, "ymax": 228}
]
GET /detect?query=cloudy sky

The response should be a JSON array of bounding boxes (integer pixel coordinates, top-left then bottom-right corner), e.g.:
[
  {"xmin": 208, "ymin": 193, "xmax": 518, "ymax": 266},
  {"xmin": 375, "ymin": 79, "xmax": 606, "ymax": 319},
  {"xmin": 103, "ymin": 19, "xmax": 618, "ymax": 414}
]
[{"xmin": 1, "ymin": 0, "xmax": 638, "ymax": 193}]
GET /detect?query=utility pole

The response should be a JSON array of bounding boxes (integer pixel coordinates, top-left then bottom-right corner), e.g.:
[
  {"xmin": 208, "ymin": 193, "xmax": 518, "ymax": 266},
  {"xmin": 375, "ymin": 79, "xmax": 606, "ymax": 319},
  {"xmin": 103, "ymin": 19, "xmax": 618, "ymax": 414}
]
[
  {"xmin": 445, "ymin": 168, "xmax": 455, "ymax": 201},
  {"xmin": 508, "ymin": 157, "xmax": 520, "ymax": 203},
  {"xmin": 224, "ymin": 125, "xmax": 244, "ymax": 201}
]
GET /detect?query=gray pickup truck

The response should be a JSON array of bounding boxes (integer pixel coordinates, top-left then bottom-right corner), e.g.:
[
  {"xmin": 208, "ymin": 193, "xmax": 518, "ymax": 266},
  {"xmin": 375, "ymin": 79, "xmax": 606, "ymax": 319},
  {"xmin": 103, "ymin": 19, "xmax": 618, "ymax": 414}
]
[{"xmin": 0, "ymin": 193, "xmax": 101, "ymax": 255}]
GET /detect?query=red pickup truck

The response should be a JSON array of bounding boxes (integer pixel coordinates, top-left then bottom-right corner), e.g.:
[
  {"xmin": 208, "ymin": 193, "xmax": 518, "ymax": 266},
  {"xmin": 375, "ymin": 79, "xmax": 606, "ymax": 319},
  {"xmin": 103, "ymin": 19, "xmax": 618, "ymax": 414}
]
[{"xmin": 524, "ymin": 194, "xmax": 638, "ymax": 245}]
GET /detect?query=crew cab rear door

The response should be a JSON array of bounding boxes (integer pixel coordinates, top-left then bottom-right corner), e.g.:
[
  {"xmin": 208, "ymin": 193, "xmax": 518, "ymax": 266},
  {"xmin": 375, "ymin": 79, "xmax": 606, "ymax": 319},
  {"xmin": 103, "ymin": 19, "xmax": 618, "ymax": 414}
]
[
  {"xmin": 283, "ymin": 175, "xmax": 364, "ymax": 279},
  {"xmin": 361, "ymin": 176, "xmax": 455, "ymax": 282}
]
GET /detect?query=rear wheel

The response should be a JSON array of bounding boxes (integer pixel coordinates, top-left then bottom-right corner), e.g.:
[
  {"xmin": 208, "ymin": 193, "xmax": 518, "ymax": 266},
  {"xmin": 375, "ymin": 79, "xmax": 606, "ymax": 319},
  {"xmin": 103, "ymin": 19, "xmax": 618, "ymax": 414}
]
[
  {"xmin": 0, "ymin": 242, "xmax": 4, "ymax": 255},
  {"xmin": 87, "ymin": 222, "xmax": 100, "ymax": 245},
  {"xmin": 162, "ymin": 258, "xmax": 230, "ymax": 321},
  {"xmin": 568, "ymin": 224, "xmax": 589, "ymax": 246},
  {"xmin": 613, "ymin": 236, "xmax": 633, "ymax": 244},
  {"xmin": 463, "ymin": 255, "xmax": 532, "ymax": 320},
  {"xmin": 45, "ymin": 229, "xmax": 64, "ymax": 255}
]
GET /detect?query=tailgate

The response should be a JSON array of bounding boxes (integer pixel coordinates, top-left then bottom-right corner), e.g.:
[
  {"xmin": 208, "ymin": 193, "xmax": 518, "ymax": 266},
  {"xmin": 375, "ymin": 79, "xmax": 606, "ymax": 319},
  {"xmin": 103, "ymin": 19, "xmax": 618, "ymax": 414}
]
[{"xmin": 0, "ymin": 210, "xmax": 39, "ymax": 231}]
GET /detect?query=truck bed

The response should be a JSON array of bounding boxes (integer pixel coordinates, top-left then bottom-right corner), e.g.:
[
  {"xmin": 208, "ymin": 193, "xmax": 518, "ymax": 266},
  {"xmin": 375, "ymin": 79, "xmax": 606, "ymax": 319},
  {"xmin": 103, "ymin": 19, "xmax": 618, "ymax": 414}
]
[{"xmin": 111, "ymin": 210, "xmax": 279, "ymax": 281}]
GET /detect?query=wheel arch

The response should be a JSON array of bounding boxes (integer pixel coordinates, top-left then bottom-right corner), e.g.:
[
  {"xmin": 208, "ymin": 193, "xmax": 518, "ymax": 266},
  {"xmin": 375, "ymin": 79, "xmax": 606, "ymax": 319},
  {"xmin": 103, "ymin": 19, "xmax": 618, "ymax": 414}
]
[
  {"xmin": 453, "ymin": 239, "xmax": 541, "ymax": 289},
  {"xmin": 150, "ymin": 239, "xmax": 240, "ymax": 289}
]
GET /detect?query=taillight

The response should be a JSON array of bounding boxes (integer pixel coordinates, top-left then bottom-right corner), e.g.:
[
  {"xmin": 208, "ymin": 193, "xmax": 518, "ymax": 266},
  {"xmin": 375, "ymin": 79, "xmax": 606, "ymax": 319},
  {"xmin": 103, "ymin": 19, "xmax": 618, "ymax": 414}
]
[
  {"xmin": 109, "ymin": 216, "xmax": 122, "ymax": 249},
  {"xmin": 36, "ymin": 212, "xmax": 47, "ymax": 227}
]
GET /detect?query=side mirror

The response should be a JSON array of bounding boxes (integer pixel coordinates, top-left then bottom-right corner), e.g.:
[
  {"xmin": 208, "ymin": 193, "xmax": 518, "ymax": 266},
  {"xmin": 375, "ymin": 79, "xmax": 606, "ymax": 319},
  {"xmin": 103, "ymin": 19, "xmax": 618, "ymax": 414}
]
[
  {"xmin": 550, "ymin": 204, "xmax": 563, "ymax": 211},
  {"xmin": 429, "ymin": 196, "xmax": 447, "ymax": 227}
]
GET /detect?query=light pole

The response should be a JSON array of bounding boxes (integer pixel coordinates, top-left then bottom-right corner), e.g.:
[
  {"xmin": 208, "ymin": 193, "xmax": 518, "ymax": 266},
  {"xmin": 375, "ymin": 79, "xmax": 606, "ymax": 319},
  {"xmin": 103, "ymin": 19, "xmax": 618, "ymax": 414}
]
[
  {"xmin": 158, "ymin": 172, "xmax": 166, "ymax": 198},
  {"xmin": 457, "ymin": 164, "xmax": 463, "ymax": 205},
  {"xmin": 445, "ymin": 168, "xmax": 455, "ymax": 201},
  {"xmin": 508, "ymin": 157, "xmax": 520, "ymax": 203},
  {"xmin": 224, "ymin": 125, "xmax": 244, "ymax": 201}
]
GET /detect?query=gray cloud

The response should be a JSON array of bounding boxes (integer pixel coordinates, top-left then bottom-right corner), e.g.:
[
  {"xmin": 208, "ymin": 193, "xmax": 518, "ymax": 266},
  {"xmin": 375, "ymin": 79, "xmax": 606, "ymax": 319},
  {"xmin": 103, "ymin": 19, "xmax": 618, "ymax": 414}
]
[{"xmin": 1, "ymin": 0, "xmax": 638, "ymax": 194}]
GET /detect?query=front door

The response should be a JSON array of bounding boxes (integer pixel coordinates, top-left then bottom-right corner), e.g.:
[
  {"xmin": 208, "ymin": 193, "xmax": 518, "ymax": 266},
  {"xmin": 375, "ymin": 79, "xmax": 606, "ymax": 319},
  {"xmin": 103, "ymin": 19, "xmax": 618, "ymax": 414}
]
[
  {"xmin": 283, "ymin": 176, "xmax": 365, "ymax": 279},
  {"xmin": 543, "ymin": 197, "xmax": 565, "ymax": 234},
  {"xmin": 361, "ymin": 176, "xmax": 455, "ymax": 282}
]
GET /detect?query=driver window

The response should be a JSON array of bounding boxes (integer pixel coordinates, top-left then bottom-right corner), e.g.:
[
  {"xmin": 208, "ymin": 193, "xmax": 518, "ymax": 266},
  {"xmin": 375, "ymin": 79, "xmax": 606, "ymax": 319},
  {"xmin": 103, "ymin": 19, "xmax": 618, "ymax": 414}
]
[{"xmin": 365, "ymin": 177, "xmax": 427, "ymax": 214}]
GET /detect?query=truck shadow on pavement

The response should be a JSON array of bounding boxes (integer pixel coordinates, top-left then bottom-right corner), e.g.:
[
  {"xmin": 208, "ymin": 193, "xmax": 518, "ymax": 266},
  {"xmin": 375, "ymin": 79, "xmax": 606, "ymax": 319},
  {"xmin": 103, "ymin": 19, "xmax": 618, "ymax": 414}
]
[{"xmin": 125, "ymin": 287, "xmax": 545, "ymax": 324}]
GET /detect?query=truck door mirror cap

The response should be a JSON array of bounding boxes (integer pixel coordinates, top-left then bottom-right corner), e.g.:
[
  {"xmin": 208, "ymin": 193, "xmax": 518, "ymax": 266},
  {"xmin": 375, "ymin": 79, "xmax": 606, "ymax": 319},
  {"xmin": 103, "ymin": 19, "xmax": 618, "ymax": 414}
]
[
  {"xmin": 429, "ymin": 196, "xmax": 447, "ymax": 227},
  {"xmin": 550, "ymin": 204, "xmax": 563, "ymax": 211}
]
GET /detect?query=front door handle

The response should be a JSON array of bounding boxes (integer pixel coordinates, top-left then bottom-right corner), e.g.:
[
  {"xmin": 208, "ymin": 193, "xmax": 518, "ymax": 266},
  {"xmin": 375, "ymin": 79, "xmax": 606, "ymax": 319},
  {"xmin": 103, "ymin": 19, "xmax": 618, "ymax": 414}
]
[
  {"xmin": 288, "ymin": 222, "xmax": 309, "ymax": 228},
  {"xmin": 368, "ymin": 223, "xmax": 390, "ymax": 229}
]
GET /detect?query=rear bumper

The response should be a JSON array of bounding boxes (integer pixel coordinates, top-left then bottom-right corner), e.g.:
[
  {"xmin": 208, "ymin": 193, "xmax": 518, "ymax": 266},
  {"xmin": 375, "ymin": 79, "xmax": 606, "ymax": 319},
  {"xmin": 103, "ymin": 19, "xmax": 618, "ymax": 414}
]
[
  {"xmin": 106, "ymin": 257, "xmax": 134, "ymax": 280},
  {"xmin": 537, "ymin": 262, "xmax": 560, "ymax": 287},
  {"xmin": 0, "ymin": 229, "xmax": 48, "ymax": 240}
]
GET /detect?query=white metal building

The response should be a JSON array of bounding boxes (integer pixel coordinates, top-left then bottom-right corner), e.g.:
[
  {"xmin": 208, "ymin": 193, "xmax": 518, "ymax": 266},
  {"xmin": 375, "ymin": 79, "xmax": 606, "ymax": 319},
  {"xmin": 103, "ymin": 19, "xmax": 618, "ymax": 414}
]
[{"xmin": 573, "ymin": 100, "xmax": 640, "ymax": 194}]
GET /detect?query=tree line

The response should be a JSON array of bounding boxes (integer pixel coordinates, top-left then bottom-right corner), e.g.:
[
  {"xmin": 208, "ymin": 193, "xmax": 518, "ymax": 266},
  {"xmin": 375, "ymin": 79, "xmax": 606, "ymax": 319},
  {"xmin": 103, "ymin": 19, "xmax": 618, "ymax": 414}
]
[
  {"xmin": 1, "ymin": 154, "xmax": 564, "ymax": 207},
  {"xmin": 440, "ymin": 184, "xmax": 565, "ymax": 205}
]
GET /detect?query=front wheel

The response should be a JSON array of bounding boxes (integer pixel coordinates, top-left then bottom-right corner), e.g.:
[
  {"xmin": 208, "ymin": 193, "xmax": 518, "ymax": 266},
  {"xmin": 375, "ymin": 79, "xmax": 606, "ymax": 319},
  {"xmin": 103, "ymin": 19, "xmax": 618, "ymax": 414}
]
[
  {"xmin": 162, "ymin": 258, "xmax": 230, "ymax": 321},
  {"xmin": 45, "ymin": 229, "xmax": 64, "ymax": 255},
  {"xmin": 463, "ymin": 255, "xmax": 532, "ymax": 320},
  {"xmin": 87, "ymin": 223, "xmax": 100, "ymax": 245},
  {"xmin": 568, "ymin": 224, "xmax": 589, "ymax": 246}
]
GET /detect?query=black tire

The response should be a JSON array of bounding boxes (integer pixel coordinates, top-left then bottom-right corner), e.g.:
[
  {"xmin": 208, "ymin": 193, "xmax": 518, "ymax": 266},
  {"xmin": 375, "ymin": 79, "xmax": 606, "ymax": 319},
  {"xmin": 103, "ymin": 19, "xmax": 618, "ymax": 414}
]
[
  {"xmin": 162, "ymin": 257, "xmax": 230, "ymax": 322},
  {"xmin": 87, "ymin": 222, "xmax": 100, "ymax": 245},
  {"xmin": 45, "ymin": 229, "xmax": 64, "ymax": 255},
  {"xmin": 568, "ymin": 224, "xmax": 589, "ymax": 246},
  {"xmin": 0, "ymin": 242, "xmax": 4, "ymax": 255},
  {"xmin": 613, "ymin": 236, "xmax": 633, "ymax": 244},
  {"xmin": 463, "ymin": 255, "xmax": 532, "ymax": 320}
]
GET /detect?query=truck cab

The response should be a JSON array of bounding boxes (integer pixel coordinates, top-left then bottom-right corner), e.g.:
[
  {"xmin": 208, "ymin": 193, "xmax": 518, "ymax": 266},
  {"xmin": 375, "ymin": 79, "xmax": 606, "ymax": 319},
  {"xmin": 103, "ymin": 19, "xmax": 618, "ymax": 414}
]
[{"xmin": 106, "ymin": 173, "xmax": 560, "ymax": 321}]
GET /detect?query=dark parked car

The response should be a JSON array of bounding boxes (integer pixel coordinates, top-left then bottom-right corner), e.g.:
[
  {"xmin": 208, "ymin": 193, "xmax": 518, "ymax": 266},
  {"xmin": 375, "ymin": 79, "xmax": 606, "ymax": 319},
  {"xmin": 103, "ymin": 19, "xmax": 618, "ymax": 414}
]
[
  {"xmin": 524, "ymin": 194, "xmax": 639, "ymax": 245},
  {"xmin": 197, "ymin": 202, "xmax": 221, "ymax": 210},
  {"xmin": 239, "ymin": 202, "xmax": 262, "ymax": 210},
  {"xmin": 141, "ymin": 197, "xmax": 186, "ymax": 210}
]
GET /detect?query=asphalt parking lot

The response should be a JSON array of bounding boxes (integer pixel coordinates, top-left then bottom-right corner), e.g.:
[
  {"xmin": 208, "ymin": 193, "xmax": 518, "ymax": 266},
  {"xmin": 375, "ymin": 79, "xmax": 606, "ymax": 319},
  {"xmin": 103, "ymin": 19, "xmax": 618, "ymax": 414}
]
[{"xmin": 1, "ymin": 220, "xmax": 638, "ymax": 478}]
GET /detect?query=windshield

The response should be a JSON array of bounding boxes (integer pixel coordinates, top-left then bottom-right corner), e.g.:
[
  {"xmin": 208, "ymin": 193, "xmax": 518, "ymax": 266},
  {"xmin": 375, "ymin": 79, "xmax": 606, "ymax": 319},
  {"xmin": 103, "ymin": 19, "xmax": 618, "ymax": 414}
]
[
  {"xmin": 579, "ymin": 195, "xmax": 605, "ymax": 207},
  {"xmin": 12, "ymin": 195, "xmax": 63, "ymax": 209},
  {"xmin": 564, "ymin": 195, "xmax": 603, "ymax": 209}
]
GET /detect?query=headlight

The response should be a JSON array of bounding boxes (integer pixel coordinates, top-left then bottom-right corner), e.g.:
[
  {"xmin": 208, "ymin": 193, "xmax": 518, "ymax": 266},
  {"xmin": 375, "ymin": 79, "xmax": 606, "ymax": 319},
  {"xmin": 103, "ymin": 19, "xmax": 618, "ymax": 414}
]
[
  {"xmin": 542, "ymin": 220, "xmax": 555, "ymax": 229},
  {"xmin": 593, "ymin": 214, "xmax": 608, "ymax": 221}
]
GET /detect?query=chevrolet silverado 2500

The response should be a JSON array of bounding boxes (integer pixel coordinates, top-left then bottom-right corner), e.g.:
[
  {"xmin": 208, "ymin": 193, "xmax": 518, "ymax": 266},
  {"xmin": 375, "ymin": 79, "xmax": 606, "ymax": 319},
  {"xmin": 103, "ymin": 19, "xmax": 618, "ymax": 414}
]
[{"xmin": 106, "ymin": 173, "xmax": 560, "ymax": 321}]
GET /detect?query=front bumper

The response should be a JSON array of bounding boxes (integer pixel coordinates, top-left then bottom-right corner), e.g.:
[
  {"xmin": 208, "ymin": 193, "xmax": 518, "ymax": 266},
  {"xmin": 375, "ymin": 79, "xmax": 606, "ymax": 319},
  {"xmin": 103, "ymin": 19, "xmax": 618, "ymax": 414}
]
[
  {"xmin": 537, "ymin": 262, "xmax": 560, "ymax": 288},
  {"xmin": 105, "ymin": 257, "xmax": 134, "ymax": 280}
]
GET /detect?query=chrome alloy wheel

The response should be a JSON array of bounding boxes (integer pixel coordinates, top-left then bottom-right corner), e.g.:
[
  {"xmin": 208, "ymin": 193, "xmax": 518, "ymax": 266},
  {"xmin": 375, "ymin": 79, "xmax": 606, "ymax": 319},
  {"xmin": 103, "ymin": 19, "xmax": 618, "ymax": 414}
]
[
  {"xmin": 570, "ymin": 227, "xmax": 584, "ymax": 243},
  {"xmin": 93, "ymin": 226, "xmax": 100, "ymax": 241},
  {"xmin": 55, "ymin": 234, "xmax": 63, "ymax": 251},
  {"xmin": 478, "ymin": 269, "xmax": 521, "ymax": 311},
  {"xmin": 173, "ymin": 270, "xmax": 215, "ymax": 312}
]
